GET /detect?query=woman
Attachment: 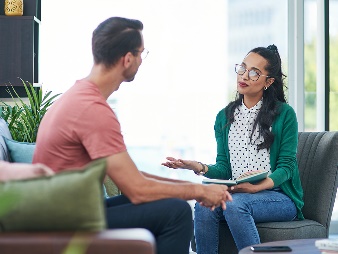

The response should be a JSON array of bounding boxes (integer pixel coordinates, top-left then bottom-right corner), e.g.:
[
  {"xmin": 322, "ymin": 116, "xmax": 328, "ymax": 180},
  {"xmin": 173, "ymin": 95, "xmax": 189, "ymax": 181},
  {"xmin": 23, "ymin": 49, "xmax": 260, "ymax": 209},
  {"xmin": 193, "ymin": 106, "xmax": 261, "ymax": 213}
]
[{"xmin": 162, "ymin": 44, "xmax": 304, "ymax": 253}]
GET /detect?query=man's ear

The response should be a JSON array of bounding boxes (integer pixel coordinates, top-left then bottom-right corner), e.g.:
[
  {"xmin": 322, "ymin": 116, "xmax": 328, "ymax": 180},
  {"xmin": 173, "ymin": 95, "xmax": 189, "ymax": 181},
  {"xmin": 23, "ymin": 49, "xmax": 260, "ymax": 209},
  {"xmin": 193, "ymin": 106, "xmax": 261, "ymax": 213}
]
[{"xmin": 122, "ymin": 52, "xmax": 134, "ymax": 68}]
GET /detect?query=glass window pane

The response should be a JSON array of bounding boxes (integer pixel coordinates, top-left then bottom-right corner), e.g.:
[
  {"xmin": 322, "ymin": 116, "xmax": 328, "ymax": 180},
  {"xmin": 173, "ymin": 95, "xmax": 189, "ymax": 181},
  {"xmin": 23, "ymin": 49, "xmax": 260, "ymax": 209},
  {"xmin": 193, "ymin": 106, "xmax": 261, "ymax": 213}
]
[
  {"xmin": 41, "ymin": 1, "xmax": 288, "ymax": 182},
  {"xmin": 227, "ymin": 0, "xmax": 288, "ymax": 102},
  {"xmin": 41, "ymin": 1, "xmax": 229, "ymax": 183},
  {"xmin": 304, "ymin": 0, "xmax": 317, "ymax": 131},
  {"xmin": 329, "ymin": 0, "xmax": 338, "ymax": 235},
  {"xmin": 330, "ymin": 0, "xmax": 338, "ymax": 130}
]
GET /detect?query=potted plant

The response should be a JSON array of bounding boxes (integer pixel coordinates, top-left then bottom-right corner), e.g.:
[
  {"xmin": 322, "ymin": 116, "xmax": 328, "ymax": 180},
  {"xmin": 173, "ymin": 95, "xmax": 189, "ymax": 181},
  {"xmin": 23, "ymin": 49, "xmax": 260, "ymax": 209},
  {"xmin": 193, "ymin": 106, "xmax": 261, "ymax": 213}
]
[{"xmin": 0, "ymin": 80, "xmax": 61, "ymax": 143}]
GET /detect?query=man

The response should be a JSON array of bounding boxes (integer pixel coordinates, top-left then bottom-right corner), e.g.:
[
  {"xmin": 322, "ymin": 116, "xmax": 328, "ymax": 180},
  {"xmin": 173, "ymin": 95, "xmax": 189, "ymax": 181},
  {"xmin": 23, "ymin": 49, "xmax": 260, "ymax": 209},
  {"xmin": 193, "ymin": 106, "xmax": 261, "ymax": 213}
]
[
  {"xmin": 0, "ymin": 161, "xmax": 54, "ymax": 181},
  {"xmin": 33, "ymin": 17, "xmax": 232, "ymax": 254}
]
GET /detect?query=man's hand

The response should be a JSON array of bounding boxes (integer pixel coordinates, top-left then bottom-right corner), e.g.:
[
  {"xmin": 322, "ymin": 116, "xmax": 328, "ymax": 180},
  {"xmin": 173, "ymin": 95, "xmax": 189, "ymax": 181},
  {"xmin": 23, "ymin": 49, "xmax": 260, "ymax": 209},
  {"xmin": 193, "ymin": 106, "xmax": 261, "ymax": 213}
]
[
  {"xmin": 198, "ymin": 184, "xmax": 232, "ymax": 211},
  {"xmin": 0, "ymin": 161, "xmax": 54, "ymax": 182}
]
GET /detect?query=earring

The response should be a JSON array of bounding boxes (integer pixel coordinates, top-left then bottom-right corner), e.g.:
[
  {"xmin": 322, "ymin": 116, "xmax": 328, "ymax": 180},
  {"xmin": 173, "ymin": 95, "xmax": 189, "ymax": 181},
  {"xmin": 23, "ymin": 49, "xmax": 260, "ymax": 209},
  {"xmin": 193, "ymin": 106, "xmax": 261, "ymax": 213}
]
[{"xmin": 264, "ymin": 86, "xmax": 268, "ymax": 90}]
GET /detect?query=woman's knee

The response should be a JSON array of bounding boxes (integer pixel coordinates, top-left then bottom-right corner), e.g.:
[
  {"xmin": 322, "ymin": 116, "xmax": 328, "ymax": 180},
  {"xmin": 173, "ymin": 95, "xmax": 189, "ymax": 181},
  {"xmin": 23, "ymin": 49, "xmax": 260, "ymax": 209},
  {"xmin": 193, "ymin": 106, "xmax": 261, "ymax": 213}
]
[
  {"xmin": 223, "ymin": 194, "xmax": 248, "ymax": 215},
  {"xmin": 194, "ymin": 202, "xmax": 223, "ymax": 222},
  {"xmin": 194, "ymin": 202, "xmax": 210, "ymax": 218}
]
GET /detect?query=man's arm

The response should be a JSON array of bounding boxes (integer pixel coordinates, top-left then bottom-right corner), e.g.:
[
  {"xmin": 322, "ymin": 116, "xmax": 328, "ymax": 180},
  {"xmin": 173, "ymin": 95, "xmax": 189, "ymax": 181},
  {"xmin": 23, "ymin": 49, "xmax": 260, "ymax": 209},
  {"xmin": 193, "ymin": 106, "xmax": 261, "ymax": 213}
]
[
  {"xmin": 106, "ymin": 151, "xmax": 232, "ymax": 209},
  {"xmin": 0, "ymin": 161, "xmax": 54, "ymax": 181}
]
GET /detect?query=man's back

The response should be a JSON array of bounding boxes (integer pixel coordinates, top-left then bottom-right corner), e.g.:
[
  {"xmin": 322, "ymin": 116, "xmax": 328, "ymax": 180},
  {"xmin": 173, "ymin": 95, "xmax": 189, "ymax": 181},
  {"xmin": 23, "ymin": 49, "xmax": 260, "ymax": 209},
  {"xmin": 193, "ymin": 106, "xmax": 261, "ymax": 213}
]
[{"xmin": 33, "ymin": 80, "xmax": 126, "ymax": 172}]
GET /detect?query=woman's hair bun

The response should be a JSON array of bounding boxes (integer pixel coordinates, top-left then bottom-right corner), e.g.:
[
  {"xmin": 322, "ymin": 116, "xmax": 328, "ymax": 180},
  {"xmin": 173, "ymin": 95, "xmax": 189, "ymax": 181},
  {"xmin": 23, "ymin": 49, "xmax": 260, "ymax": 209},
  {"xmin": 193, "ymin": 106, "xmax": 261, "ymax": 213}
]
[{"xmin": 267, "ymin": 44, "xmax": 278, "ymax": 52}]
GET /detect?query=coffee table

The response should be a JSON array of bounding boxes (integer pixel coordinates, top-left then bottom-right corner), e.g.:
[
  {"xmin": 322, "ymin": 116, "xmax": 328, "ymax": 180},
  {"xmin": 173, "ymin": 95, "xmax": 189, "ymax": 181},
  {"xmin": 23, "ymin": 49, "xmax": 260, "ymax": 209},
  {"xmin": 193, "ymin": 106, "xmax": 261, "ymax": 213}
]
[{"xmin": 239, "ymin": 238, "xmax": 323, "ymax": 253}]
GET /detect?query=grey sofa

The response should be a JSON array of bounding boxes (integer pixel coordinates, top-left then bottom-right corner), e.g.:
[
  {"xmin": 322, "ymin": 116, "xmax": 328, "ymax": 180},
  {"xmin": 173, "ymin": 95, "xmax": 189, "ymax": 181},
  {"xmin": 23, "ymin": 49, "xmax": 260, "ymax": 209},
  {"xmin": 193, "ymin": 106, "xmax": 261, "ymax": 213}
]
[
  {"xmin": 0, "ymin": 118, "xmax": 156, "ymax": 254},
  {"xmin": 191, "ymin": 131, "xmax": 338, "ymax": 254}
]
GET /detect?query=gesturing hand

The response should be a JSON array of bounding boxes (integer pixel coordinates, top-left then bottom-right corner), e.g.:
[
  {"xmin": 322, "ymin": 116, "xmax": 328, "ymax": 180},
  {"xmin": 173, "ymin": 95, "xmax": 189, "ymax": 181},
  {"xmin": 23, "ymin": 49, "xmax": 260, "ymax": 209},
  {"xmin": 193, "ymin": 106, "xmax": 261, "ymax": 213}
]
[{"xmin": 161, "ymin": 157, "xmax": 200, "ymax": 171}]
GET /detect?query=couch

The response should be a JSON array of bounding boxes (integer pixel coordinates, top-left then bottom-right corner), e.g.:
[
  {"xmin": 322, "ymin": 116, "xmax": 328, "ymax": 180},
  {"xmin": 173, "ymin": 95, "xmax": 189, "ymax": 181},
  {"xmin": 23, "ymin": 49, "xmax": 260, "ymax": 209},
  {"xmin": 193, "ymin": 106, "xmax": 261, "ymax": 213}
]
[{"xmin": 0, "ymin": 118, "xmax": 156, "ymax": 254}]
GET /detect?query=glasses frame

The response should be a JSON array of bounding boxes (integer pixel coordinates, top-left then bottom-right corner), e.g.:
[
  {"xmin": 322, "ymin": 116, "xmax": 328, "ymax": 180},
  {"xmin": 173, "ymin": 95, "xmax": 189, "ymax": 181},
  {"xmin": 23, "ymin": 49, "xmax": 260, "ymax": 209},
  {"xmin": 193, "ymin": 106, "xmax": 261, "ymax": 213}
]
[
  {"xmin": 235, "ymin": 64, "xmax": 271, "ymax": 81},
  {"xmin": 133, "ymin": 48, "xmax": 149, "ymax": 60}
]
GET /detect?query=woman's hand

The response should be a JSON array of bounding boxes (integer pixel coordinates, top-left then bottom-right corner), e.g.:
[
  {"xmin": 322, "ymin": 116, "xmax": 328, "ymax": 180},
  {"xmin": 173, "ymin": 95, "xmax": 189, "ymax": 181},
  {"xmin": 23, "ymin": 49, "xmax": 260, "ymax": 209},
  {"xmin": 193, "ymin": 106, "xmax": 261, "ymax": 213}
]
[
  {"xmin": 161, "ymin": 157, "xmax": 201, "ymax": 172},
  {"xmin": 229, "ymin": 182, "xmax": 259, "ymax": 193},
  {"xmin": 230, "ymin": 177, "xmax": 274, "ymax": 193}
]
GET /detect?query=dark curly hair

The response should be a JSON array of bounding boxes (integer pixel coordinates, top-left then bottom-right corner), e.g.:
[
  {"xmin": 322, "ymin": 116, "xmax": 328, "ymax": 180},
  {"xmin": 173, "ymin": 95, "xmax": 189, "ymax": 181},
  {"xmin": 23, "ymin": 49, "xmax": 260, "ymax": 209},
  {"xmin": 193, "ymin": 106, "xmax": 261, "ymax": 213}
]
[{"xmin": 226, "ymin": 44, "xmax": 287, "ymax": 150}]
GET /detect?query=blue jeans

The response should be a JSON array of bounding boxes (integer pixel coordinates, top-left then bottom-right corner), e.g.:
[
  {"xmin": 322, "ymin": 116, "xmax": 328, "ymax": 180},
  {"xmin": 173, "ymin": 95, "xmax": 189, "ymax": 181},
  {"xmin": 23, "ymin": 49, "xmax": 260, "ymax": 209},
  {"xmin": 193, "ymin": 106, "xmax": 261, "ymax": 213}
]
[{"xmin": 194, "ymin": 189, "xmax": 297, "ymax": 253}]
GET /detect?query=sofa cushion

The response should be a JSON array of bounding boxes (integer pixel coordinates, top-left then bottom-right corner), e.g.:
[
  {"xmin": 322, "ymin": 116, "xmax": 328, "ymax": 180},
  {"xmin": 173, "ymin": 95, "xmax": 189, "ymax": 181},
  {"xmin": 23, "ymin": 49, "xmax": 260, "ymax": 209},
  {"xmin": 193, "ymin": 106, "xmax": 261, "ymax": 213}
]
[
  {"xmin": 0, "ymin": 158, "xmax": 107, "ymax": 232},
  {"xmin": 104, "ymin": 175, "xmax": 121, "ymax": 197},
  {"xmin": 0, "ymin": 118, "xmax": 12, "ymax": 162},
  {"xmin": 3, "ymin": 137, "xmax": 35, "ymax": 163}
]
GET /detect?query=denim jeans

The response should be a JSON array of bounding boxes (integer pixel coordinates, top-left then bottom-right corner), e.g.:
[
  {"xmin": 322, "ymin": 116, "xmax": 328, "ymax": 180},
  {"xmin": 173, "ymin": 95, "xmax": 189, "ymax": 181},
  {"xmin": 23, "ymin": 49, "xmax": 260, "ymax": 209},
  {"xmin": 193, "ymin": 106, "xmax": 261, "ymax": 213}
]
[
  {"xmin": 194, "ymin": 189, "xmax": 297, "ymax": 253},
  {"xmin": 105, "ymin": 195, "xmax": 192, "ymax": 254}
]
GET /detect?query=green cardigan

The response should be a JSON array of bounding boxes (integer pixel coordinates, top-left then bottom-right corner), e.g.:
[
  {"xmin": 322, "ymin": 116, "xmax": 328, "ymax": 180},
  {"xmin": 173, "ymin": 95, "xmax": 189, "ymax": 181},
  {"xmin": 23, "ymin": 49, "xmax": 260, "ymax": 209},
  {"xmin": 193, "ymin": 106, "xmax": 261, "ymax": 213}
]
[{"xmin": 205, "ymin": 102, "xmax": 304, "ymax": 220}]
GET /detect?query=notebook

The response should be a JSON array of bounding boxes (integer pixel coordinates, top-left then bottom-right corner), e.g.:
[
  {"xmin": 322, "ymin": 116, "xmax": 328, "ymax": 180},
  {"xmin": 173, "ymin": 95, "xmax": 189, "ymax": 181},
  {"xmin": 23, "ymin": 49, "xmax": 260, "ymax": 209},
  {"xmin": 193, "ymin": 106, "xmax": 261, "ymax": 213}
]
[{"xmin": 202, "ymin": 170, "xmax": 268, "ymax": 186}]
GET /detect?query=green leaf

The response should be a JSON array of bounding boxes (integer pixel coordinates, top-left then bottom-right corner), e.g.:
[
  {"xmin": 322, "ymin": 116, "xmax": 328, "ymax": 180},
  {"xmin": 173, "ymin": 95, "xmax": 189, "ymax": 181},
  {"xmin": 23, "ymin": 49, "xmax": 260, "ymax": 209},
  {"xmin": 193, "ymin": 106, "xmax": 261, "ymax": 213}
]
[{"xmin": 0, "ymin": 81, "xmax": 61, "ymax": 142}]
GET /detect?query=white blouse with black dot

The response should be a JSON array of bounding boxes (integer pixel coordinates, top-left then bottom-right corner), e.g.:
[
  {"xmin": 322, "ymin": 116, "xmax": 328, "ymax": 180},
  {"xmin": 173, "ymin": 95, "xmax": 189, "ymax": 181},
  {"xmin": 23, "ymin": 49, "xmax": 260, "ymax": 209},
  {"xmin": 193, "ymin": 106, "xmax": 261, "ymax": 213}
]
[{"xmin": 228, "ymin": 100, "xmax": 271, "ymax": 180}]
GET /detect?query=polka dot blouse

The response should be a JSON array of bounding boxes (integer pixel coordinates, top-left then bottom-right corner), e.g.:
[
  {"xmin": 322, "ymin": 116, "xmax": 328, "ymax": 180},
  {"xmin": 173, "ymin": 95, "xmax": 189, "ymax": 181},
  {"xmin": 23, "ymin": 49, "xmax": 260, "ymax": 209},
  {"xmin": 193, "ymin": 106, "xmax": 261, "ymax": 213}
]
[{"xmin": 228, "ymin": 99, "xmax": 271, "ymax": 180}]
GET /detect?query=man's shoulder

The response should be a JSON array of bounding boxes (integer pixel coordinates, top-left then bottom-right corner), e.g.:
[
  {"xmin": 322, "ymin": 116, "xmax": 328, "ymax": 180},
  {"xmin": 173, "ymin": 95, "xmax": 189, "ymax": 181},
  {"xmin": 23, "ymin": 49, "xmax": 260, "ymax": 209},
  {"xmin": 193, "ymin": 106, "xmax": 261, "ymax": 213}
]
[
  {"xmin": 55, "ymin": 81, "xmax": 108, "ymax": 112},
  {"xmin": 65, "ymin": 80, "xmax": 101, "ymax": 99}
]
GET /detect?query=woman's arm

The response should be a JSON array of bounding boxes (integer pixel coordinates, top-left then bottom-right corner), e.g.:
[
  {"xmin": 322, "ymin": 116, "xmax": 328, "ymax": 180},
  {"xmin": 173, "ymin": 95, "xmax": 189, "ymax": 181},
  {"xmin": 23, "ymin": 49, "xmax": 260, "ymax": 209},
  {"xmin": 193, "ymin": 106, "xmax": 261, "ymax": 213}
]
[
  {"xmin": 0, "ymin": 161, "xmax": 54, "ymax": 181},
  {"xmin": 269, "ymin": 104, "xmax": 299, "ymax": 187},
  {"xmin": 161, "ymin": 108, "xmax": 233, "ymax": 180}
]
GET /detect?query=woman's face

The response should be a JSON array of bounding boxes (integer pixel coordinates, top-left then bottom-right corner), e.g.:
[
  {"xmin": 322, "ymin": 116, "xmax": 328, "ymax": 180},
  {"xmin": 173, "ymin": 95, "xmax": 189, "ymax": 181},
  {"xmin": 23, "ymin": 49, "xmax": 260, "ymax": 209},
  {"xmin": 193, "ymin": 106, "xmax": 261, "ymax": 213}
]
[{"xmin": 236, "ymin": 52, "xmax": 274, "ymax": 103}]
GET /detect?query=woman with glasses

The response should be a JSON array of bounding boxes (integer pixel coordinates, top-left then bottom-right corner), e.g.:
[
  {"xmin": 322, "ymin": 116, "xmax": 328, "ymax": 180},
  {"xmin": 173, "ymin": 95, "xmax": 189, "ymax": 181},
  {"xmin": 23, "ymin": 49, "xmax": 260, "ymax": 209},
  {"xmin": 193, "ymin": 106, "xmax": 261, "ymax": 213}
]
[{"xmin": 162, "ymin": 44, "xmax": 304, "ymax": 253}]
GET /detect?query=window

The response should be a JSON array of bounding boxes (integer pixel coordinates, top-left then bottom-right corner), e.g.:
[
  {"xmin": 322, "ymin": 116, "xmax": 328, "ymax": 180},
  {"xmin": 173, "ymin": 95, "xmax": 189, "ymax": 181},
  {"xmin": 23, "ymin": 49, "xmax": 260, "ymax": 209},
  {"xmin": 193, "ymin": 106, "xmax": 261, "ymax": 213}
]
[
  {"xmin": 304, "ymin": 0, "xmax": 317, "ymax": 130},
  {"xmin": 41, "ymin": 0, "xmax": 229, "ymax": 183},
  {"xmin": 41, "ymin": 0, "xmax": 289, "ymax": 182},
  {"xmin": 304, "ymin": 0, "xmax": 338, "ymax": 131},
  {"xmin": 329, "ymin": 1, "xmax": 338, "ymax": 130},
  {"xmin": 303, "ymin": 0, "xmax": 338, "ymax": 234},
  {"xmin": 41, "ymin": 3, "xmax": 338, "ymax": 233}
]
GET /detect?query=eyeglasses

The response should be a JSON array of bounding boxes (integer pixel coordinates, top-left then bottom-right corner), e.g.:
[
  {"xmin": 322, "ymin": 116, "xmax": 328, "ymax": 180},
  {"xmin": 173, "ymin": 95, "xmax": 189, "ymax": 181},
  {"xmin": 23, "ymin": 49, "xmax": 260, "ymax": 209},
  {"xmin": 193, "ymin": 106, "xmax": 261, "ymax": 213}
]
[
  {"xmin": 133, "ymin": 48, "xmax": 149, "ymax": 60},
  {"xmin": 235, "ymin": 64, "xmax": 271, "ymax": 81}
]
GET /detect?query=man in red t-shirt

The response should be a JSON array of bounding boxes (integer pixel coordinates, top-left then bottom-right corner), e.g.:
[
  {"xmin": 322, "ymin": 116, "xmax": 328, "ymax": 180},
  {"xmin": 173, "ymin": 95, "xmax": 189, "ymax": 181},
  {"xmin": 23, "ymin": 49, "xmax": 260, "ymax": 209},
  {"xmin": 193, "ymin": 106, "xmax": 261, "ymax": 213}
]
[
  {"xmin": 33, "ymin": 17, "xmax": 232, "ymax": 254},
  {"xmin": 33, "ymin": 78, "xmax": 126, "ymax": 172}
]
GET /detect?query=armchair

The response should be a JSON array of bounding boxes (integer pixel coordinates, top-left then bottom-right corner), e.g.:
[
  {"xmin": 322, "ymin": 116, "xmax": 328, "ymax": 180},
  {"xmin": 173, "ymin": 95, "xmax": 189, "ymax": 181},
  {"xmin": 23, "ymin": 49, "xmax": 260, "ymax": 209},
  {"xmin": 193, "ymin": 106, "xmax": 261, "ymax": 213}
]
[{"xmin": 191, "ymin": 131, "xmax": 338, "ymax": 254}]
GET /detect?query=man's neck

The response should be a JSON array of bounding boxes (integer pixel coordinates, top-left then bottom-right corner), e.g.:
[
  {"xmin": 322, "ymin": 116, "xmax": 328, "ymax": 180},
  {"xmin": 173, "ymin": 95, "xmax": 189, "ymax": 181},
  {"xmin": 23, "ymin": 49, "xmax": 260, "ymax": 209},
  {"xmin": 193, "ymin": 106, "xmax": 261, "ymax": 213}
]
[{"xmin": 84, "ymin": 64, "xmax": 124, "ymax": 100}]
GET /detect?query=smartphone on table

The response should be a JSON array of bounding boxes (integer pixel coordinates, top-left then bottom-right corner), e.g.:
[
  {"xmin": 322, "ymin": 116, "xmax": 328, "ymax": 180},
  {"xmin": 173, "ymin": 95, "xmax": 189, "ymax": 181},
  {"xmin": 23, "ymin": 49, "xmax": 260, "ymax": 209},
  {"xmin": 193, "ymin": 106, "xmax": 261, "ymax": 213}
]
[{"xmin": 250, "ymin": 245, "xmax": 292, "ymax": 252}]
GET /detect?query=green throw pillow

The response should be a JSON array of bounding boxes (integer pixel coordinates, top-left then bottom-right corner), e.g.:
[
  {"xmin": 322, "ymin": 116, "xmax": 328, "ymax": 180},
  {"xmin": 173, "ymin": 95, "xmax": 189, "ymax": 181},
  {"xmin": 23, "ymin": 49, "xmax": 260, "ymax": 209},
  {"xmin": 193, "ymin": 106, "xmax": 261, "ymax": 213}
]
[
  {"xmin": 3, "ymin": 137, "xmax": 35, "ymax": 163},
  {"xmin": 0, "ymin": 158, "xmax": 107, "ymax": 232}
]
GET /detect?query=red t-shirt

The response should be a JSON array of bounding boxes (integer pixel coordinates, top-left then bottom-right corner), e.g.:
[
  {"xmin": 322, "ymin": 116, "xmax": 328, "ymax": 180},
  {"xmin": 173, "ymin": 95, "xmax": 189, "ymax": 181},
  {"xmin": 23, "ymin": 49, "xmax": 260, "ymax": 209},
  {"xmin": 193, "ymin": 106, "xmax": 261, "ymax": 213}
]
[{"xmin": 33, "ymin": 80, "xmax": 127, "ymax": 172}]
